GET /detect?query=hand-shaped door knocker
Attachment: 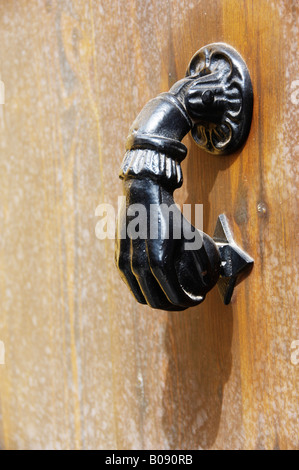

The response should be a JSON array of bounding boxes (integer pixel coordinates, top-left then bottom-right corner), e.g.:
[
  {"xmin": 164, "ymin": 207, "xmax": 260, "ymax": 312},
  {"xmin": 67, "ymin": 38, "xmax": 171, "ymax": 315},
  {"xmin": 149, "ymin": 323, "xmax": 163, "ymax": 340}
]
[{"xmin": 115, "ymin": 43, "xmax": 254, "ymax": 310}]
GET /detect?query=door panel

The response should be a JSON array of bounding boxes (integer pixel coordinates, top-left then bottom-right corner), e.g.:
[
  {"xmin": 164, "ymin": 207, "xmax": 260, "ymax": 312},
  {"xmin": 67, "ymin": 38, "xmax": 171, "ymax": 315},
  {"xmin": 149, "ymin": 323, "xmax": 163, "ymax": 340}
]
[{"xmin": 0, "ymin": 0, "xmax": 297, "ymax": 450}]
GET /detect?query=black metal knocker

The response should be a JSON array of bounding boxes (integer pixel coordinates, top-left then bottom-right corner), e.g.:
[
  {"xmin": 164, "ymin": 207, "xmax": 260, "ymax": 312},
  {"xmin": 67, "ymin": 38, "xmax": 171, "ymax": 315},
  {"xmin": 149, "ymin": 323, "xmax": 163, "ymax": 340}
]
[{"xmin": 115, "ymin": 43, "xmax": 254, "ymax": 311}]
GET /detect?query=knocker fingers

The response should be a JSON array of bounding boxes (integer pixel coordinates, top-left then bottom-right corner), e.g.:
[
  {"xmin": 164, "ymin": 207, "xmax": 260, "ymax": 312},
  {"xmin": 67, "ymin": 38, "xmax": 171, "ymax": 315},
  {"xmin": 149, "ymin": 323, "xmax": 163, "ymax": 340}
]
[
  {"xmin": 146, "ymin": 238, "xmax": 204, "ymax": 309},
  {"xmin": 131, "ymin": 238, "xmax": 181, "ymax": 310},
  {"xmin": 115, "ymin": 236, "xmax": 147, "ymax": 305}
]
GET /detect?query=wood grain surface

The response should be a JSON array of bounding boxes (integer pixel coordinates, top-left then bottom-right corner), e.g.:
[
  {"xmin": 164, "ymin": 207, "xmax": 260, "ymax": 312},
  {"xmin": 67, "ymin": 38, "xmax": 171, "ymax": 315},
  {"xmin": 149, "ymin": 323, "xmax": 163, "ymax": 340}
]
[{"xmin": 0, "ymin": 0, "xmax": 298, "ymax": 450}]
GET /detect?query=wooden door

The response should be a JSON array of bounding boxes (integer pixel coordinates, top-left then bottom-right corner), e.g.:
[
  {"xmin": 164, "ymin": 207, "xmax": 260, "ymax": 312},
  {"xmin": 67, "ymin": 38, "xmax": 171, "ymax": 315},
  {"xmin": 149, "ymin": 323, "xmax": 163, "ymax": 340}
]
[{"xmin": 0, "ymin": 0, "xmax": 298, "ymax": 450}]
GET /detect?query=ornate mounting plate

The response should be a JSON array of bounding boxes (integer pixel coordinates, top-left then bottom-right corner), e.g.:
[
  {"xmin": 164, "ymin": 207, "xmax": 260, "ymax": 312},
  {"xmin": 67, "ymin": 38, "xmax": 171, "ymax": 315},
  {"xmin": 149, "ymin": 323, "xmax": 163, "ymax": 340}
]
[{"xmin": 186, "ymin": 43, "xmax": 253, "ymax": 155}]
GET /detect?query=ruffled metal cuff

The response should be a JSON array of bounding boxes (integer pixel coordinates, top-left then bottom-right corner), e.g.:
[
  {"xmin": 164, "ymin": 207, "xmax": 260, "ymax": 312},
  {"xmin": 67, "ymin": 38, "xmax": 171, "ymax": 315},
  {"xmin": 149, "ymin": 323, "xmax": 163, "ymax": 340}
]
[{"xmin": 119, "ymin": 148, "xmax": 183, "ymax": 189}]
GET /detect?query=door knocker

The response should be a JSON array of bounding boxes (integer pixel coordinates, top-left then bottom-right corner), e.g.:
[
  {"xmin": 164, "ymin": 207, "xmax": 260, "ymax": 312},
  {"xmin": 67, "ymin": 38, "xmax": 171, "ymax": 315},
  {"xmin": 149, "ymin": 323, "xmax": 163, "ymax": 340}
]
[{"xmin": 115, "ymin": 43, "xmax": 254, "ymax": 310}]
